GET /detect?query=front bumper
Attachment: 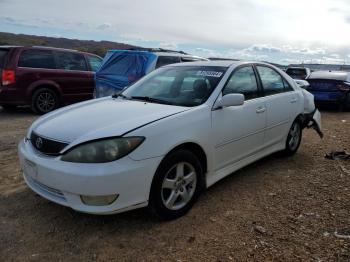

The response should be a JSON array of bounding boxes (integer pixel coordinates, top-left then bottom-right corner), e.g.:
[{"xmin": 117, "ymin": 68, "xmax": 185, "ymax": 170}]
[{"xmin": 18, "ymin": 139, "xmax": 162, "ymax": 214}]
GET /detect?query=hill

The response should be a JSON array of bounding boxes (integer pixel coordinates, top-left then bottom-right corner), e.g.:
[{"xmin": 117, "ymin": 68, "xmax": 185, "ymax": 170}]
[{"xmin": 0, "ymin": 32, "xmax": 138, "ymax": 57}]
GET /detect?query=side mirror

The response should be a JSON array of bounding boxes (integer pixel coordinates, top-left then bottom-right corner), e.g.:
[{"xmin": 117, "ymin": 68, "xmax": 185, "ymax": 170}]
[{"xmin": 214, "ymin": 93, "xmax": 244, "ymax": 109}]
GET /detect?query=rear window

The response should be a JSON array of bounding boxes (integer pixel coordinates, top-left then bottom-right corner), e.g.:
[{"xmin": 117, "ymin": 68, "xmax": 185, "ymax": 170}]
[
  {"xmin": 0, "ymin": 49, "xmax": 8, "ymax": 68},
  {"xmin": 55, "ymin": 51, "xmax": 88, "ymax": 71},
  {"xmin": 286, "ymin": 68, "xmax": 307, "ymax": 79},
  {"xmin": 18, "ymin": 49, "xmax": 56, "ymax": 69},
  {"xmin": 156, "ymin": 56, "xmax": 181, "ymax": 68}
]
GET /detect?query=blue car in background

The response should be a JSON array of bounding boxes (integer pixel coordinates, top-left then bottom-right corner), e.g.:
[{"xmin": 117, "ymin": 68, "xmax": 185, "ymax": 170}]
[
  {"xmin": 94, "ymin": 48, "xmax": 207, "ymax": 98},
  {"xmin": 306, "ymin": 71, "xmax": 350, "ymax": 110}
]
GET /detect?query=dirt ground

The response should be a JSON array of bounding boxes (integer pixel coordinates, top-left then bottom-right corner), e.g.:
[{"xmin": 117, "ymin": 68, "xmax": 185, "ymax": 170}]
[{"xmin": 0, "ymin": 107, "xmax": 349, "ymax": 262}]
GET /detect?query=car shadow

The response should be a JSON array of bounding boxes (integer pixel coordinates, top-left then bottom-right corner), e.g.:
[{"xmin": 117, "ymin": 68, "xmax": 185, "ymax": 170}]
[{"xmin": 0, "ymin": 106, "xmax": 36, "ymax": 117}]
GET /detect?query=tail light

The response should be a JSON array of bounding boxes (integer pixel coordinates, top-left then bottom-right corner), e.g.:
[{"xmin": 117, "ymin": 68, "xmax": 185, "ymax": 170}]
[
  {"xmin": 2, "ymin": 70, "xmax": 15, "ymax": 86},
  {"xmin": 337, "ymin": 83, "xmax": 350, "ymax": 92}
]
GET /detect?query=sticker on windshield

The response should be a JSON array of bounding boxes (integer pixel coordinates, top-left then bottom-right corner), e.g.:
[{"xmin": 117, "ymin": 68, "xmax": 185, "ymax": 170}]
[{"xmin": 196, "ymin": 71, "xmax": 223, "ymax": 78}]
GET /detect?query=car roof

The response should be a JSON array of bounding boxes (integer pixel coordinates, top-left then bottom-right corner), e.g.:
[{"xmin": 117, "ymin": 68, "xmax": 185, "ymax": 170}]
[
  {"xmin": 163, "ymin": 60, "xmax": 258, "ymax": 68},
  {"xmin": 308, "ymin": 71, "xmax": 350, "ymax": 81},
  {"xmin": 287, "ymin": 67, "xmax": 309, "ymax": 70}
]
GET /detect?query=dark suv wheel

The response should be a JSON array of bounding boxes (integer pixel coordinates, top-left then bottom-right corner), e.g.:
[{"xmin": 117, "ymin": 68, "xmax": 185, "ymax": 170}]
[
  {"xmin": 31, "ymin": 88, "xmax": 59, "ymax": 114},
  {"xmin": 149, "ymin": 149, "xmax": 203, "ymax": 220}
]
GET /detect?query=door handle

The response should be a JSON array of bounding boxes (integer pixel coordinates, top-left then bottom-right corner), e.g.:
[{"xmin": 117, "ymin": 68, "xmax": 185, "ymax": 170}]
[
  {"xmin": 256, "ymin": 107, "xmax": 266, "ymax": 113},
  {"xmin": 290, "ymin": 98, "xmax": 297, "ymax": 103}
]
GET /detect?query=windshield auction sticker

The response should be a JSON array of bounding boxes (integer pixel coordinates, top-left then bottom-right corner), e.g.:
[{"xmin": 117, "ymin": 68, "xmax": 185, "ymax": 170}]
[{"xmin": 196, "ymin": 71, "xmax": 223, "ymax": 78}]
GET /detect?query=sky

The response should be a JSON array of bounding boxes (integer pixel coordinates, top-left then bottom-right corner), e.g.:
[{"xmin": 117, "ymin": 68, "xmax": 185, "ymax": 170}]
[{"xmin": 1, "ymin": 0, "xmax": 350, "ymax": 65}]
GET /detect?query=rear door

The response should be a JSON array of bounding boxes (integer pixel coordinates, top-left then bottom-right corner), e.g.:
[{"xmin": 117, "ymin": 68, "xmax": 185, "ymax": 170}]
[
  {"xmin": 16, "ymin": 49, "xmax": 57, "ymax": 99},
  {"xmin": 54, "ymin": 51, "xmax": 94, "ymax": 103},
  {"xmin": 256, "ymin": 65, "xmax": 299, "ymax": 146}
]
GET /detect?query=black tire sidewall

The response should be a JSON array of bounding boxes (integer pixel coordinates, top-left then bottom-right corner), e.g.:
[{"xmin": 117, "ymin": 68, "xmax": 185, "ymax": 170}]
[
  {"xmin": 149, "ymin": 149, "xmax": 203, "ymax": 220},
  {"xmin": 284, "ymin": 120, "xmax": 302, "ymax": 155},
  {"xmin": 32, "ymin": 88, "xmax": 59, "ymax": 114}
]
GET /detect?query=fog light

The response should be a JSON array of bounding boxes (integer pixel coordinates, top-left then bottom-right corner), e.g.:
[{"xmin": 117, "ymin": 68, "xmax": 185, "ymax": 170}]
[{"xmin": 80, "ymin": 194, "xmax": 119, "ymax": 206}]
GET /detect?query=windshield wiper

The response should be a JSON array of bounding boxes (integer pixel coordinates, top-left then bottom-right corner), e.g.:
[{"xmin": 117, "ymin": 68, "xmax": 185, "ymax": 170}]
[
  {"xmin": 112, "ymin": 93, "xmax": 129, "ymax": 99},
  {"xmin": 130, "ymin": 96, "xmax": 174, "ymax": 105}
]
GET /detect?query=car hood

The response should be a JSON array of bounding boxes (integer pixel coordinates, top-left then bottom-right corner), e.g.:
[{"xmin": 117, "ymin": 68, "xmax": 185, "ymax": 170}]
[{"xmin": 30, "ymin": 98, "xmax": 189, "ymax": 145}]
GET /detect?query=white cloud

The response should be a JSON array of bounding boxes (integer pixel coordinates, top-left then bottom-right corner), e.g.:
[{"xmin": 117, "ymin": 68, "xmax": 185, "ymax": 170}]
[
  {"xmin": 158, "ymin": 42, "xmax": 178, "ymax": 50},
  {"xmin": 96, "ymin": 22, "xmax": 112, "ymax": 30},
  {"xmin": 2, "ymin": 0, "xmax": 350, "ymax": 64}
]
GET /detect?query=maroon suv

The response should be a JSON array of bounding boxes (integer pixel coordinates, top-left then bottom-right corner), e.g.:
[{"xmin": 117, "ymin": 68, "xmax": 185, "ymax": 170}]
[{"xmin": 0, "ymin": 46, "xmax": 102, "ymax": 114}]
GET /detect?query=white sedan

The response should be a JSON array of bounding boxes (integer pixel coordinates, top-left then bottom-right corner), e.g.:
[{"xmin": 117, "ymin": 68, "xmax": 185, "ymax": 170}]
[{"xmin": 18, "ymin": 61, "xmax": 322, "ymax": 220}]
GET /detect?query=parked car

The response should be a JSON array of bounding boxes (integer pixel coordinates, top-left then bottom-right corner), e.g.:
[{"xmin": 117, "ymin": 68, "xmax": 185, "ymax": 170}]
[
  {"xmin": 19, "ymin": 61, "xmax": 322, "ymax": 220},
  {"xmin": 306, "ymin": 71, "xmax": 350, "ymax": 110},
  {"xmin": 286, "ymin": 67, "xmax": 311, "ymax": 80},
  {"xmin": 94, "ymin": 48, "xmax": 208, "ymax": 98},
  {"xmin": 0, "ymin": 46, "xmax": 102, "ymax": 114}
]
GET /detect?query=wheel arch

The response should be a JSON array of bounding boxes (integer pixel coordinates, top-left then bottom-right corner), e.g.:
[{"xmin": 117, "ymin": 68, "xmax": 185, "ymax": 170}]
[
  {"xmin": 28, "ymin": 80, "xmax": 62, "ymax": 102},
  {"xmin": 164, "ymin": 142, "xmax": 208, "ymax": 175}
]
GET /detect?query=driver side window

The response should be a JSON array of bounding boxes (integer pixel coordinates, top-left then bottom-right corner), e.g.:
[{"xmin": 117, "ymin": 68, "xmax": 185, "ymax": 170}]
[{"xmin": 222, "ymin": 66, "xmax": 259, "ymax": 100}]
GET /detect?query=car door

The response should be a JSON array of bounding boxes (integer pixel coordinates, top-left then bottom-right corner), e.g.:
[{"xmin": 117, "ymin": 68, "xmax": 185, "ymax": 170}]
[
  {"xmin": 255, "ymin": 65, "xmax": 299, "ymax": 146},
  {"xmin": 212, "ymin": 65, "xmax": 267, "ymax": 171},
  {"xmin": 54, "ymin": 51, "xmax": 94, "ymax": 104}
]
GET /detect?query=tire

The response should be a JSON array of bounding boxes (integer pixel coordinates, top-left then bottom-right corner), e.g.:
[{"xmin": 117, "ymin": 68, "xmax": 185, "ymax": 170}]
[
  {"xmin": 31, "ymin": 88, "xmax": 59, "ymax": 114},
  {"xmin": 283, "ymin": 119, "xmax": 302, "ymax": 156},
  {"xmin": 149, "ymin": 149, "xmax": 203, "ymax": 220}
]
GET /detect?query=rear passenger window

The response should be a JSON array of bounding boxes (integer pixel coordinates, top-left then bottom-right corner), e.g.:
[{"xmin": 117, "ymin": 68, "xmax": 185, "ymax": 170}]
[
  {"xmin": 56, "ymin": 52, "xmax": 88, "ymax": 71},
  {"xmin": 156, "ymin": 56, "xmax": 181, "ymax": 68},
  {"xmin": 256, "ymin": 66, "xmax": 287, "ymax": 95},
  {"xmin": 18, "ymin": 50, "xmax": 56, "ymax": 69},
  {"xmin": 222, "ymin": 66, "xmax": 259, "ymax": 100}
]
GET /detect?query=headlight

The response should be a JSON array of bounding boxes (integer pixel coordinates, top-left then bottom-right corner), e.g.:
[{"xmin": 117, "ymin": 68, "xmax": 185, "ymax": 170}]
[{"xmin": 61, "ymin": 137, "xmax": 144, "ymax": 163}]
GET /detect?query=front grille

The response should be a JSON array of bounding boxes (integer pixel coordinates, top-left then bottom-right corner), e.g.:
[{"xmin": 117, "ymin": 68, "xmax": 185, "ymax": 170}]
[{"xmin": 30, "ymin": 132, "xmax": 69, "ymax": 155}]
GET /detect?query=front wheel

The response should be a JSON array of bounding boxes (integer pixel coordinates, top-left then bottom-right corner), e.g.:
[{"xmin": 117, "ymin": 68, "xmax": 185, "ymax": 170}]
[
  {"xmin": 149, "ymin": 150, "xmax": 203, "ymax": 220},
  {"xmin": 283, "ymin": 120, "xmax": 302, "ymax": 156}
]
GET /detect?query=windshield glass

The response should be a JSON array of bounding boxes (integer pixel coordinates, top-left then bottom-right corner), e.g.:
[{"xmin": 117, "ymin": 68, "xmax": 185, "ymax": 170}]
[{"xmin": 122, "ymin": 66, "xmax": 227, "ymax": 107}]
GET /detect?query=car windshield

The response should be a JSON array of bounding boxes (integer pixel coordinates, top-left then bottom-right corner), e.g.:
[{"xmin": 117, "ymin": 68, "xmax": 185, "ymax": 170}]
[{"xmin": 122, "ymin": 66, "xmax": 227, "ymax": 107}]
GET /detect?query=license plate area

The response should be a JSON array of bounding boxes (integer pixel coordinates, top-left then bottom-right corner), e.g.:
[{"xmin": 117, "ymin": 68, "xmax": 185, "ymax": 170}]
[{"xmin": 23, "ymin": 159, "xmax": 38, "ymax": 178}]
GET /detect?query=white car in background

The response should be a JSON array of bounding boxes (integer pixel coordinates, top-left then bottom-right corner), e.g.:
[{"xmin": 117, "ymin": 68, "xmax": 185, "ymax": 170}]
[{"xmin": 18, "ymin": 61, "xmax": 322, "ymax": 220}]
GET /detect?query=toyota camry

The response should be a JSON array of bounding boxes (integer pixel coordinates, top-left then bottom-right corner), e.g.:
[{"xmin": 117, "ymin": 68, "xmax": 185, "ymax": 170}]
[{"xmin": 18, "ymin": 61, "xmax": 322, "ymax": 220}]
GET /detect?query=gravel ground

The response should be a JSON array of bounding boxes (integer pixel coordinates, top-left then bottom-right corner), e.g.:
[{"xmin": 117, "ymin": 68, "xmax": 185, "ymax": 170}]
[{"xmin": 0, "ymin": 107, "xmax": 349, "ymax": 261}]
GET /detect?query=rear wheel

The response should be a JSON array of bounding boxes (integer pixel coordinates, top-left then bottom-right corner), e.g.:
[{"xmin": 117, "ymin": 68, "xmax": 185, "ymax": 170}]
[
  {"xmin": 283, "ymin": 120, "xmax": 302, "ymax": 156},
  {"xmin": 149, "ymin": 150, "xmax": 203, "ymax": 220},
  {"xmin": 31, "ymin": 88, "xmax": 59, "ymax": 114}
]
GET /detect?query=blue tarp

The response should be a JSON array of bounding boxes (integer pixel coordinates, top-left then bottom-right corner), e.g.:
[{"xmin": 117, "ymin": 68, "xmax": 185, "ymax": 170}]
[{"xmin": 94, "ymin": 50, "xmax": 157, "ymax": 98}]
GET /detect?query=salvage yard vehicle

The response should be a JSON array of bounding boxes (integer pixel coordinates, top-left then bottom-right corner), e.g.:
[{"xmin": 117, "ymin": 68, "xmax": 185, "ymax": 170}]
[
  {"xmin": 286, "ymin": 66, "xmax": 311, "ymax": 80},
  {"xmin": 94, "ymin": 48, "xmax": 208, "ymax": 98},
  {"xmin": 18, "ymin": 61, "xmax": 322, "ymax": 220},
  {"xmin": 0, "ymin": 46, "xmax": 102, "ymax": 114},
  {"xmin": 306, "ymin": 71, "xmax": 350, "ymax": 110}
]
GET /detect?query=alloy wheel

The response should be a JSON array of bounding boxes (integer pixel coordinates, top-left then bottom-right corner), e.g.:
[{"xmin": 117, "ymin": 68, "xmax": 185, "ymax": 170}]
[
  {"xmin": 36, "ymin": 92, "xmax": 56, "ymax": 113},
  {"xmin": 161, "ymin": 162, "xmax": 197, "ymax": 210},
  {"xmin": 288, "ymin": 122, "xmax": 301, "ymax": 151}
]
